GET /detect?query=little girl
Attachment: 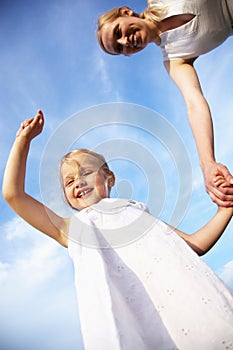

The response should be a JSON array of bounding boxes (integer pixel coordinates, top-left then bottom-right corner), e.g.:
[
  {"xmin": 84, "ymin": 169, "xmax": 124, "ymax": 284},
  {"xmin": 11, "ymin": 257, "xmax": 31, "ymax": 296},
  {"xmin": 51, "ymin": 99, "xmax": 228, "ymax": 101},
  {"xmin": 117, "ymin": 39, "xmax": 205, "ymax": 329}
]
[{"xmin": 3, "ymin": 110, "xmax": 233, "ymax": 350}]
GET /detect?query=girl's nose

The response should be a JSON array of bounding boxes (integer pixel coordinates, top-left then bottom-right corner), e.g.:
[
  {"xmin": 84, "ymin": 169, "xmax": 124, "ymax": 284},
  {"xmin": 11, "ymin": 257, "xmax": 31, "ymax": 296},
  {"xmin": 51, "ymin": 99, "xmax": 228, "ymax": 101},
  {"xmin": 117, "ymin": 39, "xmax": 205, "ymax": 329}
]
[{"xmin": 74, "ymin": 175, "xmax": 86, "ymax": 188}]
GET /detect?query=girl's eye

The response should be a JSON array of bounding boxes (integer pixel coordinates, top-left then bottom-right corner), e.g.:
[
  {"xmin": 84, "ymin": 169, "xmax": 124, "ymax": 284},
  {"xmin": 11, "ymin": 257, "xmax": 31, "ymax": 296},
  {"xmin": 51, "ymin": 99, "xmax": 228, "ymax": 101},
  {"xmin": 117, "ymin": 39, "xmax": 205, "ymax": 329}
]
[
  {"xmin": 65, "ymin": 179, "xmax": 74, "ymax": 187},
  {"xmin": 83, "ymin": 170, "xmax": 93, "ymax": 176}
]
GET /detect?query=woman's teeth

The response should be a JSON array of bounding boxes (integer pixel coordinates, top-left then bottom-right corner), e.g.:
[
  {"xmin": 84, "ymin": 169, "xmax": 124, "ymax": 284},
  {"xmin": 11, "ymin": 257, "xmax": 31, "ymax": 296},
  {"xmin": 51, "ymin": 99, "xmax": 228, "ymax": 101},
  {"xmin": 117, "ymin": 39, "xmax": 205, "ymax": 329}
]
[{"xmin": 133, "ymin": 35, "xmax": 137, "ymax": 47}]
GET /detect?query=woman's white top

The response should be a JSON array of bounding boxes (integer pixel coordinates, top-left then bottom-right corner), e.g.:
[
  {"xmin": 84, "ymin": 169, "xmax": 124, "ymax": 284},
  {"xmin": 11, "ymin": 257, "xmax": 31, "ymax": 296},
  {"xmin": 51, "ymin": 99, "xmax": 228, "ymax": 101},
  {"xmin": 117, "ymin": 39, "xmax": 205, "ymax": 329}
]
[
  {"xmin": 68, "ymin": 199, "xmax": 233, "ymax": 350},
  {"xmin": 148, "ymin": 0, "xmax": 233, "ymax": 61}
]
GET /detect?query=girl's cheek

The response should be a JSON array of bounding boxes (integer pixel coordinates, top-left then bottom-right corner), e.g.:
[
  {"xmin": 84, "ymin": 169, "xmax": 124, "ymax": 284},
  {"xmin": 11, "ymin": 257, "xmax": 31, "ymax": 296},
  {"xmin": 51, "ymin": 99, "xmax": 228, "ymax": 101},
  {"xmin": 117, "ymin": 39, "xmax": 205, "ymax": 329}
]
[{"xmin": 65, "ymin": 189, "xmax": 71, "ymax": 198}]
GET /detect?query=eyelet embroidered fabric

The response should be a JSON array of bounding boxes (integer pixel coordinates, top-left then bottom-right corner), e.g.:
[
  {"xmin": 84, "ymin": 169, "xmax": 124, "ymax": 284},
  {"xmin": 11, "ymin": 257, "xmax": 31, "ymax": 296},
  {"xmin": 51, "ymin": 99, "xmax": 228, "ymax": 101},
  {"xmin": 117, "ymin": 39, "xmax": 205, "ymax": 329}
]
[{"xmin": 68, "ymin": 199, "xmax": 233, "ymax": 350}]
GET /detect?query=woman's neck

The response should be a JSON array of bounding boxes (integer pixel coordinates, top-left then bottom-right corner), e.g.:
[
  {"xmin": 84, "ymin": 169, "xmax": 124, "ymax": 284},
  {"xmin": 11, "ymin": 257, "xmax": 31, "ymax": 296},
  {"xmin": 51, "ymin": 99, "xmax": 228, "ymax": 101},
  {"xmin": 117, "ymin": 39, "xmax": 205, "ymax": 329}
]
[
  {"xmin": 145, "ymin": 19, "xmax": 161, "ymax": 45},
  {"xmin": 151, "ymin": 14, "xmax": 195, "ymax": 46},
  {"xmin": 159, "ymin": 14, "xmax": 195, "ymax": 33}
]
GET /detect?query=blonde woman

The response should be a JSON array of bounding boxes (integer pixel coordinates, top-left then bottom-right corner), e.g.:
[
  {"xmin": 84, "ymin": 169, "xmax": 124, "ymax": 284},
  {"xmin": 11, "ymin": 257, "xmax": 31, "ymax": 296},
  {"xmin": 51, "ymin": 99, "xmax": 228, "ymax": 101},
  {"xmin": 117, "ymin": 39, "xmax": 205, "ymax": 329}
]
[{"xmin": 97, "ymin": 0, "xmax": 233, "ymax": 207}]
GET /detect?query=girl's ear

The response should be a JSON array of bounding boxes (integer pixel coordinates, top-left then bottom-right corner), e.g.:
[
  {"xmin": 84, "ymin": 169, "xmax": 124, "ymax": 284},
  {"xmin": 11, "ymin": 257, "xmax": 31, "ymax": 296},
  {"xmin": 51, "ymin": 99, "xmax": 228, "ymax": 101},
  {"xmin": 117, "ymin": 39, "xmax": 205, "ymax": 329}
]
[
  {"xmin": 119, "ymin": 6, "xmax": 134, "ymax": 17},
  {"xmin": 107, "ymin": 171, "xmax": 115, "ymax": 188}
]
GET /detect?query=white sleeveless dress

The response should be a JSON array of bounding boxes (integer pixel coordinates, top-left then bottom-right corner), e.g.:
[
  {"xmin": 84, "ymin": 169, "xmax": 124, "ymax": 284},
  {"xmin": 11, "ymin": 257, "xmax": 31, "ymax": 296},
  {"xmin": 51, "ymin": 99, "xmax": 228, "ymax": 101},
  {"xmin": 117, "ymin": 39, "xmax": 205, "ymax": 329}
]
[
  {"xmin": 148, "ymin": 0, "xmax": 233, "ymax": 60},
  {"xmin": 68, "ymin": 199, "xmax": 233, "ymax": 350}
]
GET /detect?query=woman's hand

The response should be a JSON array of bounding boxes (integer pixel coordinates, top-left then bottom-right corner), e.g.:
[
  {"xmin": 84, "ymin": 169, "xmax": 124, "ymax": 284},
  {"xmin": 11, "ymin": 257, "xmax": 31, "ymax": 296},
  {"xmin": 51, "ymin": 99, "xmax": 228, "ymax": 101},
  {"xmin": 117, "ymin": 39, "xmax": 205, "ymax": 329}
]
[
  {"xmin": 203, "ymin": 162, "xmax": 233, "ymax": 207},
  {"xmin": 16, "ymin": 110, "xmax": 44, "ymax": 142}
]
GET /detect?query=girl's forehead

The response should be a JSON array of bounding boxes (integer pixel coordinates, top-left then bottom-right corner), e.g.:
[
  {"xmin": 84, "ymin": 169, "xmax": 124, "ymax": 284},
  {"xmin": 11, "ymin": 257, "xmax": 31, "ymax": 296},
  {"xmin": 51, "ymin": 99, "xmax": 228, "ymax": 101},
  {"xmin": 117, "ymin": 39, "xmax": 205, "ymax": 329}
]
[{"xmin": 62, "ymin": 153, "xmax": 104, "ymax": 171}]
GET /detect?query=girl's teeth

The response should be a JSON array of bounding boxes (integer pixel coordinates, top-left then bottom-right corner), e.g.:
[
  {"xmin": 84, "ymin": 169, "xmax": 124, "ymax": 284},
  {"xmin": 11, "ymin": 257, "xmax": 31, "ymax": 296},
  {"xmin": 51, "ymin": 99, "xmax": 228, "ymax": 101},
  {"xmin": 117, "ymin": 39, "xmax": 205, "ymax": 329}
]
[{"xmin": 80, "ymin": 189, "xmax": 91, "ymax": 197}]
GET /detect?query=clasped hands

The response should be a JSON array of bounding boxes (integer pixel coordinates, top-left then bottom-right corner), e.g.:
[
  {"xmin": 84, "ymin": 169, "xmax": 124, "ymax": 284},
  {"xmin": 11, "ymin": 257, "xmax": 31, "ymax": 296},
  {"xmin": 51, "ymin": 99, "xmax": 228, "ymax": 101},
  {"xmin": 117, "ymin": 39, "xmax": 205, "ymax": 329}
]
[{"xmin": 204, "ymin": 162, "xmax": 233, "ymax": 207}]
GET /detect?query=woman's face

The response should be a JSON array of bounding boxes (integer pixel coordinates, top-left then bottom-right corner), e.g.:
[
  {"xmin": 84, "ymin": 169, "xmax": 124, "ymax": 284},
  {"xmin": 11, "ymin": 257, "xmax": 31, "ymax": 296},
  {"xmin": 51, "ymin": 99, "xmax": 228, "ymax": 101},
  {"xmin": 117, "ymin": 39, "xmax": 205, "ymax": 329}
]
[
  {"xmin": 61, "ymin": 153, "xmax": 114, "ymax": 210},
  {"xmin": 100, "ymin": 15, "xmax": 154, "ymax": 56}
]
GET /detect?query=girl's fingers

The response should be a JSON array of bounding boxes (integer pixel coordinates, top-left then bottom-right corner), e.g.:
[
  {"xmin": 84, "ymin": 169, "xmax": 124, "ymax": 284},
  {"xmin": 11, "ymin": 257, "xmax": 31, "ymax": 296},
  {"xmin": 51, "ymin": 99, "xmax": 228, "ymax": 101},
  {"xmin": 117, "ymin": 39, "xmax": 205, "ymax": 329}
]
[
  {"xmin": 17, "ymin": 110, "xmax": 44, "ymax": 137},
  {"xmin": 22, "ymin": 110, "xmax": 43, "ymax": 125}
]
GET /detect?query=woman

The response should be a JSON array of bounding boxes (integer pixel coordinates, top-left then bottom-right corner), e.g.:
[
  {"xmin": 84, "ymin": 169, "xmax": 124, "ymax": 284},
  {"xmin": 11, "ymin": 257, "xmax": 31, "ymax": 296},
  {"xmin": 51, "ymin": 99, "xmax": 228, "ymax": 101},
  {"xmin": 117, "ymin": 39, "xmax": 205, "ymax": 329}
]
[{"xmin": 97, "ymin": 0, "xmax": 233, "ymax": 207}]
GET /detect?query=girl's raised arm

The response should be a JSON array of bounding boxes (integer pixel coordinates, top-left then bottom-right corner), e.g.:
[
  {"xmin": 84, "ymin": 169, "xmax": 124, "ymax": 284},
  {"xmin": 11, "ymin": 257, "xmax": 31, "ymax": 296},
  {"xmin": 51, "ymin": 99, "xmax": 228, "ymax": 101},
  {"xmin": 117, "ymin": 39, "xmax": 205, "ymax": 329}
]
[{"xmin": 2, "ymin": 110, "xmax": 69, "ymax": 247}]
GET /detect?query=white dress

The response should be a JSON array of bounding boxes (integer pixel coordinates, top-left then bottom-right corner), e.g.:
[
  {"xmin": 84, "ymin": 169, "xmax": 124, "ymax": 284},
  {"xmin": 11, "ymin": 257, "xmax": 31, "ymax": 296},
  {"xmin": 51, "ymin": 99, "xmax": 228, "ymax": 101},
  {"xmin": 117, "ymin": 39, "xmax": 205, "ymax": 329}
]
[
  {"xmin": 68, "ymin": 199, "xmax": 233, "ymax": 350},
  {"xmin": 148, "ymin": 0, "xmax": 233, "ymax": 61}
]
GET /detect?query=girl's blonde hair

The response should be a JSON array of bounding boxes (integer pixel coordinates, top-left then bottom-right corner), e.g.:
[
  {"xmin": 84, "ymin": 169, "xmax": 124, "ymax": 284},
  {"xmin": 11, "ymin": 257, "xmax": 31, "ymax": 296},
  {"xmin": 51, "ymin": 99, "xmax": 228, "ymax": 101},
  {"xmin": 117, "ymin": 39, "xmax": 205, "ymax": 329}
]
[
  {"xmin": 60, "ymin": 148, "xmax": 111, "ymax": 181},
  {"xmin": 97, "ymin": 3, "xmax": 167, "ymax": 54}
]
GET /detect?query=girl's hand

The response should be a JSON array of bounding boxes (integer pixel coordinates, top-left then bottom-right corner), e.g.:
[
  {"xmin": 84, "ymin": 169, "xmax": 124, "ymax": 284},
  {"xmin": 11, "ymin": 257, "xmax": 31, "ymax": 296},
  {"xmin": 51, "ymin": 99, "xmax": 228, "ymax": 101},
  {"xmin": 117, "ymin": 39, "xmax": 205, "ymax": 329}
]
[
  {"xmin": 204, "ymin": 162, "xmax": 233, "ymax": 207},
  {"xmin": 16, "ymin": 110, "xmax": 44, "ymax": 142}
]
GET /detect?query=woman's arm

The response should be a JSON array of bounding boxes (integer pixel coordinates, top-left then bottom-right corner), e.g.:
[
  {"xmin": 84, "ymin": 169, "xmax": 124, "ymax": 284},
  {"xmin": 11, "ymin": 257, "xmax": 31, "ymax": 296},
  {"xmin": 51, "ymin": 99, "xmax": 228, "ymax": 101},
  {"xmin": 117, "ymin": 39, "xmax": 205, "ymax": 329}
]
[
  {"xmin": 164, "ymin": 59, "xmax": 233, "ymax": 206},
  {"xmin": 2, "ymin": 111, "xmax": 69, "ymax": 247},
  {"xmin": 171, "ymin": 205, "xmax": 233, "ymax": 256}
]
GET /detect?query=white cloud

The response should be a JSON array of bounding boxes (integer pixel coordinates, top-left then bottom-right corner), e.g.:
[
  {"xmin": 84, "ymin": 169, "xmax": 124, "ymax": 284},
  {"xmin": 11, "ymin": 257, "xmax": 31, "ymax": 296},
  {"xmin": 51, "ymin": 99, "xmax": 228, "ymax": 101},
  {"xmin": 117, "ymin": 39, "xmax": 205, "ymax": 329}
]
[
  {"xmin": 11, "ymin": 241, "xmax": 66, "ymax": 289},
  {"xmin": 0, "ymin": 216, "xmax": 68, "ymax": 289},
  {"xmin": 4, "ymin": 216, "xmax": 32, "ymax": 240},
  {"xmin": 94, "ymin": 53, "xmax": 113, "ymax": 94},
  {"xmin": 218, "ymin": 260, "xmax": 233, "ymax": 289},
  {"xmin": 0, "ymin": 215, "xmax": 83, "ymax": 350}
]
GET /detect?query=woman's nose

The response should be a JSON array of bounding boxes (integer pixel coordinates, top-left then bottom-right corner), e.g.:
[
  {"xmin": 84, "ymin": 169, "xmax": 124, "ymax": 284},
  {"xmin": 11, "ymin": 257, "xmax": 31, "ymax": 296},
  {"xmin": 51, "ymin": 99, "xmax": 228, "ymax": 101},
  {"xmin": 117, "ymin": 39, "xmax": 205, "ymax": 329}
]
[{"xmin": 117, "ymin": 36, "xmax": 129, "ymax": 47}]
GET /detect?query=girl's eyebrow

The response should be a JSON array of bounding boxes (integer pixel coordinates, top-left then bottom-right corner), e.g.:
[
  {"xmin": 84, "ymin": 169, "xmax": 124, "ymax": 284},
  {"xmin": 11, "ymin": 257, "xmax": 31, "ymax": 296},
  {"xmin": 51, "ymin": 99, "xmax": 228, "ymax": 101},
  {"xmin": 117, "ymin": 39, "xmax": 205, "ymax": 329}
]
[
  {"xmin": 79, "ymin": 164, "xmax": 96, "ymax": 170},
  {"xmin": 63, "ymin": 174, "xmax": 74, "ymax": 183}
]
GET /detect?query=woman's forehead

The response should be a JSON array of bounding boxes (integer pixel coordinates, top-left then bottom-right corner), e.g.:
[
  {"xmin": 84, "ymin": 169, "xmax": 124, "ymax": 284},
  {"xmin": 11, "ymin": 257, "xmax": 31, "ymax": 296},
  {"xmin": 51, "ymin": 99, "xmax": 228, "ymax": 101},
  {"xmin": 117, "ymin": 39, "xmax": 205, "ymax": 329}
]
[{"xmin": 100, "ymin": 22, "xmax": 119, "ymax": 55}]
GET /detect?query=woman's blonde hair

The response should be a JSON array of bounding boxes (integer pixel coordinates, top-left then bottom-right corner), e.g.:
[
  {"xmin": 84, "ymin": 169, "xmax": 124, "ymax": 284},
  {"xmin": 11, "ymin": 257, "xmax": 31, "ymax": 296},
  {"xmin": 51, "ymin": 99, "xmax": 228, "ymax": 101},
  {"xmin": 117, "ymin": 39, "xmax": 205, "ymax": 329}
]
[
  {"xmin": 142, "ymin": 2, "xmax": 167, "ymax": 23},
  {"xmin": 97, "ymin": 3, "xmax": 167, "ymax": 54}
]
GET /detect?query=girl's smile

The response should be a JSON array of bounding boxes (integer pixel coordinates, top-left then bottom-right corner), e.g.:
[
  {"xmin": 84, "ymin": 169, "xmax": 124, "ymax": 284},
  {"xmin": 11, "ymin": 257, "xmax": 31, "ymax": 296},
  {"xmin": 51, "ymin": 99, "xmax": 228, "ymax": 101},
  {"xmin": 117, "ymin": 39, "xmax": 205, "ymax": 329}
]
[{"xmin": 76, "ymin": 188, "xmax": 94, "ymax": 199}]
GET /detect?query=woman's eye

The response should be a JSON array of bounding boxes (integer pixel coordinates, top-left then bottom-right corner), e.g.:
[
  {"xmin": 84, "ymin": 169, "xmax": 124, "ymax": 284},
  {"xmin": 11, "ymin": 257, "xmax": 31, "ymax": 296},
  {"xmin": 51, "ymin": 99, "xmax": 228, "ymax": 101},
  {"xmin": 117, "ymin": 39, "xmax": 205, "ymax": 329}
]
[
  {"xmin": 116, "ymin": 27, "xmax": 121, "ymax": 39},
  {"xmin": 116, "ymin": 43, "xmax": 122, "ymax": 53}
]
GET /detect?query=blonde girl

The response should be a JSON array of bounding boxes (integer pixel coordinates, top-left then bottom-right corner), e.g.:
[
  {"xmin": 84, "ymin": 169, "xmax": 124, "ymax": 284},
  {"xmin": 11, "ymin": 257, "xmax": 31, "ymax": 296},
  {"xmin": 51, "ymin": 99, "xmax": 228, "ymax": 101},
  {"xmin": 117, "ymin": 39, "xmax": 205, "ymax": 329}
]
[{"xmin": 3, "ymin": 110, "xmax": 233, "ymax": 350}]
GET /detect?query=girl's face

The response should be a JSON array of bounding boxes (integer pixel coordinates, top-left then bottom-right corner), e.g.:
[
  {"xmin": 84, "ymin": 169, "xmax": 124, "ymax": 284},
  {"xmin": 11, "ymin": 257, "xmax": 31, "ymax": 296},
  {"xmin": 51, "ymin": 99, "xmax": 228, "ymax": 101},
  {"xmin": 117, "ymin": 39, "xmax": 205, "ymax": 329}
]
[
  {"xmin": 61, "ymin": 153, "xmax": 114, "ymax": 211},
  {"xmin": 100, "ymin": 15, "xmax": 155, "ymax": 56}
]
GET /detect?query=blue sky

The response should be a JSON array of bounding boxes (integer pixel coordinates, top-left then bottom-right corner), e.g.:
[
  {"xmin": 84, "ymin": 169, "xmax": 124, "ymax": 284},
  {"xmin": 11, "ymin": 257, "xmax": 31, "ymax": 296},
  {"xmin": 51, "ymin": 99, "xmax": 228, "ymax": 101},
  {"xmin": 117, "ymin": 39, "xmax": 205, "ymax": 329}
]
[{"xmin": 0, "ymin": 0, "xmax": 233, "ymax": 349}]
